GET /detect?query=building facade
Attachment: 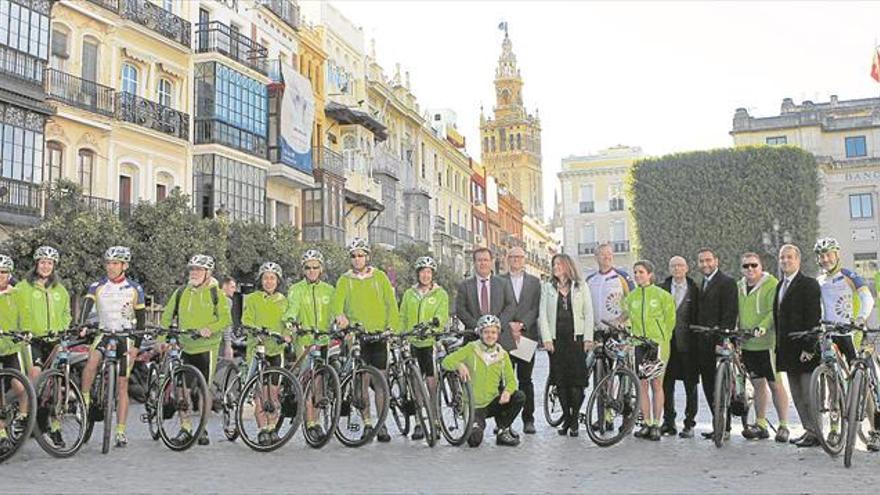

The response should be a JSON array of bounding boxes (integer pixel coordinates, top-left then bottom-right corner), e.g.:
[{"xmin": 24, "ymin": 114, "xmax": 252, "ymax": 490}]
[
  {"xmin": 479, "ymin": 30, "xmax": 543, "ymax": 220},
  {"xmin": 731, "ymin": 95, "xmax": 880, "ymax": 278},
  {"xmin": 559, "ymin": 145, "xmax": 641, "ymax": 272}
]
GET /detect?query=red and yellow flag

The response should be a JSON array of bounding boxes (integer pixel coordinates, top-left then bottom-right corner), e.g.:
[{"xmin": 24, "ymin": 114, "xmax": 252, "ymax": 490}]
[{"xmin": 872, "ymin": 46, "xmax": 880, "ymax": 83}]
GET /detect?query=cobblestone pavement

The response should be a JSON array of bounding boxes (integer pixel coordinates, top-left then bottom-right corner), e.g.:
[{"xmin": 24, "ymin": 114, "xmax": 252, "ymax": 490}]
[{"xmin": 3, "ymin": 352, "xmax": 878, "ymax": 494}]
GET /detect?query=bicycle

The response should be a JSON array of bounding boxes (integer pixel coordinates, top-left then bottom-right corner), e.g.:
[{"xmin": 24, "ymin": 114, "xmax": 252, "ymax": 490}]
[
  {"xmin": 332, "ymin": 324, "xmax": 390, "ymax": 447},
  {"xmin": 0, "ymin": 332, "xmax": 36, "ymax": 464},
  {"xmin": 287, "ymin": 325, "xmax": 342, "ymax": 449},
  {"xmin": 82, "ymin": 325, "xmax": 147, "ymax": 454},
  {"xmin": 234, "ymin": 326, "xmax": 303, "ymax": 452},
  {"xmin": 32, "ymin": 327, "xmax": 91, "ymax": 457},
  {"xmin": 842, "ymin": 325, "xmax": 880, "ymax": 468},
  {"xmin": 583, "ymin": 322, "xmax": 649, "ymax": 447},
  {"xmin": 690, "ymin": 325, "xmax": 759, "ymax": 448},
  {"xmin": 432, "ymin": 323, "xmax": 475, "ymax": 446},
  {"xmin": 141, "ymin": 325, "xmax": 210, "ymax": 452},
  {"xmin": 792, "ymin": 321, "xmax": 856, "ymax": 457},
  {"xmin": 387, "ymin": 319, "xmax": 440, "ymax": 447}
]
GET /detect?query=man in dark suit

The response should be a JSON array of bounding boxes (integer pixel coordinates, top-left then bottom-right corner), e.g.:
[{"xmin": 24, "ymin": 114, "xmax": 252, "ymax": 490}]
[
  {"xmin": 659, "ymin": 256, "xmax": 701, "ymax": 438},
  {"xmin": 773, "ymin": 244, "xmax": 822, "ymax": 447},
  {"xmin": 499, "ymin": 246, "xmax": 542, "ymax": 434},
  {"xmin": 455, "ymin": 247, "xmax": 517, "ymax": 341},
  {"xmin": 695, "ymin": 248, "xmax": 738, "ymax": 439}
]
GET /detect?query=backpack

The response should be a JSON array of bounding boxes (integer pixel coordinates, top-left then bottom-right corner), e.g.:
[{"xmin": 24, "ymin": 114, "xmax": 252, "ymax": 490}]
[{"xmin": 171, "ymin": 285, "xmax": 220, "ymax": 327}]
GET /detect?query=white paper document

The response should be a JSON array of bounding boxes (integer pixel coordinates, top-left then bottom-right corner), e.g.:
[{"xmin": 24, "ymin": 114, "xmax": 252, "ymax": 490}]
[{"xmin": 510, "ymin": 335, "xmax": 538, "ymax": 361}]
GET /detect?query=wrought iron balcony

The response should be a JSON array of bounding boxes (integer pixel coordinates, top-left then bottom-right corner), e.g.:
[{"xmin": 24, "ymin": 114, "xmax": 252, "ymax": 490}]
[
  {"xmin": 578, "ymin": 242, "xmax": 598, "ymax": 255},
  {"xmin": 0, "ymin": 177, "xmax": 42, "ymax": 218},
  {"xmin": 88, "ymin": 0, "xmax": 191, "ymax": 48},
  {"xmin": 0, "ymin": 45, "xmax": 46, "ymax": 85},
  {"xmin": 196, "ymin": 21, "xmax": 268, "ymax": 75},
  {"xmin": 117, "ymin": 92, "xmax": 189, "ymax": 141},
  {"xmin": 313, "ymin": 146, "xmax": 345, "ymax": 177},
  {"xmin": 195, "ymin": 119, "xmax": 267, "ymax": 159},
  {"xmin": 258, "ymin": 0, "xmax": 301, "ymax": 32},
  {"xmin": 612, "ymin": 240, "xmax": 631, "ymax": 253},
  {"xmin": 45, "ymin": 69, "xmax": 115, "ymax": 117},
  {"xmin": 579, "ymin": 201, "xmax": 595, "ymax": 214},
  {"xmin": 369, "ymin": 225, "xmax": 398, "ymax": 247},
  {"xmin": 610, "ymin": 197, "xmax": 625, "ymax": 211}
]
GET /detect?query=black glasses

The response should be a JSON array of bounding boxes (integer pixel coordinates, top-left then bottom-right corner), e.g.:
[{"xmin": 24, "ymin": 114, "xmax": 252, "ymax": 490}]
[
  {"xmin": 350, "ymin": 254, "xmax": 366, "ymax": 259},
  {"xmin": 303, "ymin": 265, "xmax": 321, "ymax": 271},
  {"xmin": 741, "ymin": 263, "xmax": 759, "ymax": 269}
]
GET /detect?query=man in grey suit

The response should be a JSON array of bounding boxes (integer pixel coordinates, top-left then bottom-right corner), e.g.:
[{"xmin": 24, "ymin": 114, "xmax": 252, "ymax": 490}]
[
  {"xmin": 500, "ymin": 246, "xmax": 542, "ymax": 434},
  {"xmin": 455, "ymin": 247, "xmax": 517, "ymax": 341}
]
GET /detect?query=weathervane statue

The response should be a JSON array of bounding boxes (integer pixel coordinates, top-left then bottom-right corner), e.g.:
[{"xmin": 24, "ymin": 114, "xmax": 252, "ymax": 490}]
[{"xmin": 498, "ymin": 20, "xmax": 508, "ymax": 37}]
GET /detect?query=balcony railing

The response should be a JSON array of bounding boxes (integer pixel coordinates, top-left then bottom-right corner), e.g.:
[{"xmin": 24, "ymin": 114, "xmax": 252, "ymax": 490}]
[
  {"xmin": 0, "ymin": 178, "xmax": 42, "ymax": 217},
  {"xmin": 45, "ymin": 69, "xmax": 115, "ymax": 117},
  {"xmin": 45, "ymin": 194, "xmax": 131, "ymax": 218},
  {"xmin": 373, "ymin": 147, "xmax": 403, "ymax": 180},
  {"xmin": 196, "ymin": 21, "xmax": 268, "ymax": 75},
  {"xmin": 579, "ymin": 201, "xmax": 595, "ymax": 214},
  {"xmin": 313, "ymin": 146, "xmax": 345, "ymax": 176},
  {"xmin": 258, "ymin": 0, "xmax": 301, "ymax": 32},
  {"xmin": 578, "ymin": 242, "xmax": 598, "ymax": 255},
  {"xmin": 195, "ymin": 119, "xmax": 267, "ymax": 158},
  {"xmin": 0, "ymin": 45, "xmax": 46, "ymax": 85},
  {"xmin": 434, "ymin": 215, "xmax": 447, "ymax": 233},
  {"xmin": 88, "ymin": 0, "xmax": 191, "ymax": 48},
  {"xmin": 610, "ymin": 197, "xmax": 625, "ymax": 211},
  {"xmin": 612, "ymin": 240, "xmax": 631, "ymax": 253},
  {"xmin": 117, "ymin": 92, "xmax": 189, "ymax": 141},
  {"xmin": 369, "ymin": 225, "xmax": 397, "ymax": 247}
]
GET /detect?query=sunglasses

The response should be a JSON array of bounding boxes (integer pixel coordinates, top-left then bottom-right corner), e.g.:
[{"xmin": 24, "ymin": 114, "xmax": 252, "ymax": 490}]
[
  {"xmin": 741, "ymin": 263, "xmax": 759, "ymax": 269},
  {"xmin": 350, "ymin": 253, "xmax": 366, "ymax": 259},
  {"xmin": 303, "ymin": 265, "xmax": 322, "ymax": 271}
]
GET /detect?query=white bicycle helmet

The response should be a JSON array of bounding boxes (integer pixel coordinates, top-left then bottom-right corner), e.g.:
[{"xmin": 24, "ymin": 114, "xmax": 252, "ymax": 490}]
[
  {"xmin": 347, "ymin": 237, "xmax": 371, "ymax": 255},
  {"xmin": 258, "ymin": 261, "xmax": 283, "ymax": 280},
  {"xmin": 0, "ymin": 255, "xmax": 13, "ymax": 272},
  {"xmin": 813, "ymin": 237, "xmax": 840, "ymax": 255},
  {"xmin": 300, "ymin": 249, "xmax": 325, "ymax": 267},
  {"xmin": 188, "ymin": 254, "xmax": 215, "ymax": 271},
  {"xmin": 414, "ymin": 256, "xmax": 437, "ymax": 272},
  {"xmin": 638, "ymin": 359, "xmax": 666, "ymax": 380},
  {"xmin": 475, "ymin": 314, "xmax": 502, "ymax": 335},
  {"xmin": 104, "ymin": 246, "xmax": 132, "ymax": 263},
  {"xmin": 34, "ymin": 245, "xmax": 59, "ymax": 263}
]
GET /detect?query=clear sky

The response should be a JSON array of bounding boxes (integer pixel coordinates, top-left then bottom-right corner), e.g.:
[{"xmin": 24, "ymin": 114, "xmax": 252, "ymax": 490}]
[{"xmin": 329, "ymin": 1, "xmax": 880, "ymax": 221}]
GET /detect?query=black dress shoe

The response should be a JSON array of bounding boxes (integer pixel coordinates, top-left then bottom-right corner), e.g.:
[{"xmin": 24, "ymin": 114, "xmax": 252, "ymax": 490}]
[
  {"xmin": 795, "ymin": 434, "xmax": 820, "ymax": 448},
  {"xmin": 523, "ymin": 421, "xmax": 536, "ymax": 434},
  {"xmin": 569, "ymin": 427, "xmax": 579, "ymax": 438},
  {"xmin": 701, "ymin": 431, "xmax": 714, "ymax": 439},
  {"xmin": 558, "ymin": 425, "xmax": 570, "ymax": 436},
  {"xmin": 660, "ymin": 423, "xmax": 677, "ymax": 436},
  {"xmin": 679, "ymin": 426, "xmax": 694, "ymax": 438}
]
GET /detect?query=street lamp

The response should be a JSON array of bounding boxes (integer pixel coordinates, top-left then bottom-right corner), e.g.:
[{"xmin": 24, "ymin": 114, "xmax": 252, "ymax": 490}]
[{"xmin": 761, "ymin": 218, "xmax": 792, "ymax": 277}]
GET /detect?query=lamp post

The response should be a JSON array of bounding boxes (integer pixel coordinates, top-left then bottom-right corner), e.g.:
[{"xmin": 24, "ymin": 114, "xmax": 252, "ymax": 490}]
[{"xmin": 761, "ymin": 218, "xmax": 792, "ymax": 278}]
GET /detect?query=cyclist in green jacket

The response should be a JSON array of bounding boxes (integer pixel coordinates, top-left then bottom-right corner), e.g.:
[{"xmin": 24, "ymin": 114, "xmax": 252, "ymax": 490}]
[
  {"xmin": 160, "ymin": 254, "xmax": 231, "ymax": 446},
  {"xmin": 398, "ymin": 256, "xmax": 449, "ymax": 440},
  {"xmin": 620, "ymin": 260, "xmax": 676, "ymax": 442},
  {"xmin": 284, "ymin": 249, "xmax": 335, "ymax": 440},
  {"xmin": 0, "ymin": 254, "xmax": 28, "ymax": 452},
  {"xmin": 332, "ymin": 238, "xmax": 399, "ymax": 443},
  {"xmin": 242, "ymin": 261, "xmax": 290, "ymax": 446},
  {"xmin": 442, "ymin": 314, "xmax": 523, "ymax": 447},
  {"xmin": 18, "ymin": 246, "xmax": 71, "ymax": 381}
]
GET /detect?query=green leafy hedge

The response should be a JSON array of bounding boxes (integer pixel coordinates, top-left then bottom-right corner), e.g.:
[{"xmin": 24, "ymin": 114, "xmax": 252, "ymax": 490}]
[{"xmin": 628, "ymin": 146, "xmax": 820, "ymax": 277}]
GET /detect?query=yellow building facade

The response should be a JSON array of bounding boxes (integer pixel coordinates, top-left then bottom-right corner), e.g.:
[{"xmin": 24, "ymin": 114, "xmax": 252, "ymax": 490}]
[{"xmin": 558, "ymin": 145, "xmax": 641, "ymax": 273}]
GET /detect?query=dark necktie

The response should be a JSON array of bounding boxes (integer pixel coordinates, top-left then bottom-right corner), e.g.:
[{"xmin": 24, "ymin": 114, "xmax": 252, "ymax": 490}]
[{"xmin": 480, "ymin": 279, "xmax": 489, "ymax": 314}]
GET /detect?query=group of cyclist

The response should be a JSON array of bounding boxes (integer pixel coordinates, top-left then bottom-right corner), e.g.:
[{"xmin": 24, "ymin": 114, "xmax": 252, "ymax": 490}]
[{"xmin": 0, "ymin": 233, "xmax": 878, "ymax": 457}]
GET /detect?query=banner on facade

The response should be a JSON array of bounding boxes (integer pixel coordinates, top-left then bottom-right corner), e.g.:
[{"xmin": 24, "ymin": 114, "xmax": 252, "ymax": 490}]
[{"xmin": 280, "ymin": 62, "xmax": 315, "ymax": 173}]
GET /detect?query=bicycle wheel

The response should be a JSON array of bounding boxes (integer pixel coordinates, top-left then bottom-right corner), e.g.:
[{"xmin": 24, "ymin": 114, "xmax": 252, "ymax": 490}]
[
  {"xmin": 844, "ymin": 368, "xmax": 866, "ymax": 468},
  {"xmin": 221, "ymin": 364, "xmax": 240, "ymax": 442},
  {"xmin": 810, "ymin": 364, "xmax": 845, "ymax": 456},
  {"xmin": 33, "ymin": 369, "xmax": 88, "ymax": 458},
  {"xmin": 712, "ymin": 361, "xmax": 731, "ymax": 449},
  {"xmin": 408, "ymin": 363, "xmax": 437, "ymax": 447},
  {"xmin": 0, "ymin": 368, "xmax": 36, "ymax": 464},
  {"xmin": 101, "ymin": 364, "xmax": 116, "ymax": 455},
  {"xmin": 303, "ymin": 364, "xmax": 341, "ymax": 449},
  {"xmin": 144, "ymin": 366, "xmax": 161, "ymax": 441},
  {"xmin": 237, "ymin": 366, "xmax": 302, "ymax": 452},
  {"xmin": 585, "ymin": 367, "xmax": 640, "ymax": 447},
  {"xmin": 543, "ymin": 380, "xmax": 565, "ymax": 427},
  {"xmin": 436, "ymin": 370, "xmax": 474, "ymax": 446},
  {"xmin": 157, "ymin": 364, "xmax": 209, "ymax": 452},
  {"xmin": 335, "ymin": 365, "xmax": 389, "ymax": 447},
  {"xmin": 387, "ymin": 368, "xmax": 410, "ymax": 436}
]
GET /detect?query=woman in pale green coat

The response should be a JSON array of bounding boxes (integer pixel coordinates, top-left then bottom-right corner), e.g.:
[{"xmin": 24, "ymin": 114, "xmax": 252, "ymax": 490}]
[{"xmin": 538, "ymin": 254, "xmax": 594, "ymax": 436}]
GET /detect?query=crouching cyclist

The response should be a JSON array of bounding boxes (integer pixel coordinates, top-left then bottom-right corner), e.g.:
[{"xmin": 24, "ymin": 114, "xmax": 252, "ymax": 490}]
[
  {"xmin": 79, "ymin": 246, "xmax": 146, "ymax": 448},
  {"xmin": 160, "ymin": 254, "xmax": 231, "ymax": 446},
  {"xmin": 442, "ymin": 314, "xmax": 523, "ymax": 447}
]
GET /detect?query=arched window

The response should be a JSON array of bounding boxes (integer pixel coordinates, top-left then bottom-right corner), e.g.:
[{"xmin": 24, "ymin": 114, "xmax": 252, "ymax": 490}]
[
  {"xmin": 157, "ymin": 78, "xmax": 174, "ymax": 107},
  {"xmin": 121, "ymin": 63, "xmax": 138, "ymax": 94},
  {"xmin": 78, "ymin": 149, "xmax": 95, "ymax": 196}
]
